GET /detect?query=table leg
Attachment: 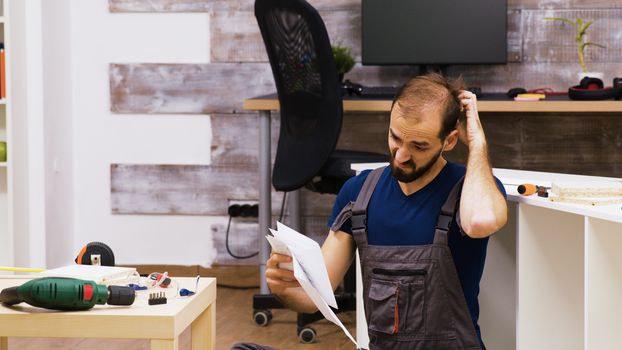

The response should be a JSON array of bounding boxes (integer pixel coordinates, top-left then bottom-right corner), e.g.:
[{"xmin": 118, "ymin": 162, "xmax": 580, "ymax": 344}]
[
  {"xmin": 151, "ymin": 338, "xmax": 179, "ymax": 350},
  {"xmin": 1, "ymin": 336, "xmax": 7, "ymax": 350},
  {"xmin": 258, "ymin": 110, "xmax": 272, "ymax": 295},
  {"xmin": 192, "ymin": 303, "xmax": 216, "ymax": 350}
]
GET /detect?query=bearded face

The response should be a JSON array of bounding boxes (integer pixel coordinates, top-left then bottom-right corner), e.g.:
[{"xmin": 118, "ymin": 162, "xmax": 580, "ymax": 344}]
[{"xmin": 389, "ymin": 145, "xmax": 444, "ymax": 183}]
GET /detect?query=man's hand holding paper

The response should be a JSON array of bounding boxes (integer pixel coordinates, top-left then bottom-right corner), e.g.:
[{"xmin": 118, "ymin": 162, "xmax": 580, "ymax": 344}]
[
  {"xmin": 265, "ymin": 241, "xmax": 299, "ymax": 295},
  {"xmin": 265, "ymin": 235, "xmax": 294, "ymax": 271},
  {"xmin": 265, "ymin": 222, "xmax": 359, "ymax": 348},
  {"xmin": 268, "ymin": 222, "xmax": 337, "ymax": 308}
]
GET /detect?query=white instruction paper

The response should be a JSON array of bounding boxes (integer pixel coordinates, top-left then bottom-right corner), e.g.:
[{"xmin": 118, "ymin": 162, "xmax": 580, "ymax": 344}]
[
  {"xmin": 265, "ymin": 235, "xmax": 293, "ymax": 271},
  {"xmin": 266, "ymin": 222, "xmax": 359, "ymax": 348}
]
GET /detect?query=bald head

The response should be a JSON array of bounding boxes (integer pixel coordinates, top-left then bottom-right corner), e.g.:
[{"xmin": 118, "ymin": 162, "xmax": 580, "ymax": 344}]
[{"xmin": 391, "ymin": 73, "xmax": 465, "ymax": 140}]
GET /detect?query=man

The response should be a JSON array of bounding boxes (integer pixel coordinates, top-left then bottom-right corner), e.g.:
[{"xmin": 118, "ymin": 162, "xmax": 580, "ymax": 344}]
[{"xmin": 236, "ymin": 73, "xmax": 507, "ymax": 350}]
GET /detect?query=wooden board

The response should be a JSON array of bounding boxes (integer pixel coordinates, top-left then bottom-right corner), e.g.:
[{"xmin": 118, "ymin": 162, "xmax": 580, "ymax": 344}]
[
  {"xmin": 348, "ymin": 62, "xmax": 622, "ymax": 96},
  {"xmin": 109, "ymin": 0, "xmax": 215, "ymax": 12},
  {"xmin": 109, "ymin": 0, "xmax": 360, "ymax": 12},
  {"xmin": 111, "ymin": 164, "xmax": 257, "ymax": 215},
  {"xmin": 109, "ymin": 63, "xmax": 275, "ymax": 114},
  {"xmin": 110, "ymin": 9, "xmax": 622, "ymax": 115},
  {"xmin": 210, "ymin": 113, "xmax": 279, "ymax": 166},
  {"xmin": 110, "ymin": 164, "xmax": 335, "ymax": 216},
  {"xmin": 210, "ymin": 11, "xmax": 268, "ymax": 63},
  {"xmin": 211, "ymin": 10, "xmax": 520, "ymax": 64},
  {"xmin": 210, "ymin": 112, "xmax": 389, "ymax": 166},
  {"xmin": 447, "ymin": 62, "xmax": 622, "ymax": 93},
  {"xmin": 520, "ymin": 114, "xmax": 622, "ymax": 176},
  {"xmin": 211, "ymin": 10, "xmax": 360, "ymax": 63}
]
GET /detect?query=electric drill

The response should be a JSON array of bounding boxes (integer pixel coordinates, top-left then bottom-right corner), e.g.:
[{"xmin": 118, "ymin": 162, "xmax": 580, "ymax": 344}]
[{"xmin": 0, "ymin": 277, "xmax": 135, "ymax": 311}]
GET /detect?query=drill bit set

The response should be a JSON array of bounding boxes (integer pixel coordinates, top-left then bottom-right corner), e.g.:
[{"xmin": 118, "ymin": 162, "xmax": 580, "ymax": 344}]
[{"xmin": 148, "ymin": 292, "xmax": 168, "ymax": 305}]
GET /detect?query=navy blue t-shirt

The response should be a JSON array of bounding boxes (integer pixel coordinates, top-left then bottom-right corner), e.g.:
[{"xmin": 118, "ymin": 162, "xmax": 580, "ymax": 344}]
[{"xmin": 328, "ymin": 162, "xmax": 506, "ymax": 341}]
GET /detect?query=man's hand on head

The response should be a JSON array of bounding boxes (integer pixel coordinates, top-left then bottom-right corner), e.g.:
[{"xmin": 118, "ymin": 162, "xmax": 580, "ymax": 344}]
[{"xmin": 457, "ymin": 90, "xmax": 487, "ymax": 150}]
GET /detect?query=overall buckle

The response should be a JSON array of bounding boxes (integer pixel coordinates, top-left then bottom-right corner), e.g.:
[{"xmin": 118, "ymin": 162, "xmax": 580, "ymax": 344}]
[
  {"xmin": 351, "ymin": 210, "xmax": 367, "ymax": 231},
  {"xmin": 436, "ymin": 214, "xmax": 453, "ymax": 231}
]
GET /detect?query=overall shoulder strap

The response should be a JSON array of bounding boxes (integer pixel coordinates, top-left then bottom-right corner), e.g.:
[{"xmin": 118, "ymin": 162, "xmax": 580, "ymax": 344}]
[
  {"xmin": 350, "ymin": 166, "xmax": 384, "ymax": 247},
  {"xmin": 329, "ymin": 167, "xmax": 385, "ymax": 248},
  {"xmin": 433, "ymin": 176, "xmax": 465, "ymax": 245}
]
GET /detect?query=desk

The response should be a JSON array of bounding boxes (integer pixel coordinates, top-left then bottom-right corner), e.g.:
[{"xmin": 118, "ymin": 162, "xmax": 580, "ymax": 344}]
[
  {"xmin": 0, "ymin": 277, "xmax": 216, "ymax": 350},
  {"xmin": 244, "ymin": 93, "xmax": 622, "ymax": 113},
  {"xmin": 243, "ymin": 93, "xmax": 622, "ymax": 296}
]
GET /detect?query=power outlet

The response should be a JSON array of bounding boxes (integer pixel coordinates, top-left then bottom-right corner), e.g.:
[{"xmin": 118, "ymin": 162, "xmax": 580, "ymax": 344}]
[
  {"xmin": 228, "ymin": 199, "xmax": 259, "ymax": 218},
  {"xmin": 228, "ymin": 200, "xmax": 259, "ymax": 208}
]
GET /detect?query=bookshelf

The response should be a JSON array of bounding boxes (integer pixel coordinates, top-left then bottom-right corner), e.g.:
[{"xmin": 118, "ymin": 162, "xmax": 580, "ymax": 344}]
[{"xmin": 0, "ymin": 0, "xmax": 11, "ymax": 269}]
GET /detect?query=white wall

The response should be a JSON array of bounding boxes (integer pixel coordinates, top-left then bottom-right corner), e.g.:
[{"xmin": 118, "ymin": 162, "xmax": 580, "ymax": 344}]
[
  {"xmin": 41, "ymin": 0, "xmax": 219, "ymax": 267},
  {"xmin": 42, "ymin": 0, "xmax": 74, "ymax": 269}
]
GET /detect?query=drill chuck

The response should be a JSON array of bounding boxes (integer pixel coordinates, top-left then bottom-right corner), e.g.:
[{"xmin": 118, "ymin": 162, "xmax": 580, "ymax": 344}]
[{"xmin": 107, "ymin": 285, "xmax": 136, "ymax": 306}]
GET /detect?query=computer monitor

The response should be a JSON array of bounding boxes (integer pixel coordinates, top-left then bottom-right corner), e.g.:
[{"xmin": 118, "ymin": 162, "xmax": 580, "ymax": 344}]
[{"xmin": 362, "ymin": 0, "xmax": 507, "ymax": 66}]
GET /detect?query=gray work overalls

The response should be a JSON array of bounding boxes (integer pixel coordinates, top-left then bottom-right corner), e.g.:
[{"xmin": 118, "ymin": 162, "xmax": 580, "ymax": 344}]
[{"xmin": 331, "ymin": 167, "xmax": 482, "ymax": 350}]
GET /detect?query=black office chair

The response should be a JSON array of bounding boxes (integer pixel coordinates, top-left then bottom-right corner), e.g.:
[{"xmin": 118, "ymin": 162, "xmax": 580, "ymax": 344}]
[{"xmin": 253, "ymin": 0, "xmax": 388, "ymax": 343}]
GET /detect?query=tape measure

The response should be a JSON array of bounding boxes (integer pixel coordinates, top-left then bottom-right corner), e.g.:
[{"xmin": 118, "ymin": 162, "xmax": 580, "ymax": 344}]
[{"xmin": 75, "ymin": 242, "xmax": 115, "ymax": 266}]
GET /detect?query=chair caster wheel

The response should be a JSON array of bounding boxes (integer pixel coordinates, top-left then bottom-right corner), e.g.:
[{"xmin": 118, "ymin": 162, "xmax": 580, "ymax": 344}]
[
  {"xmin": 298, "ymin": 327, "xmax": 316, "ymax": 344},
  {"xmin": 253, "ymin": 309, "xmax": 272, "ymax": 327}
]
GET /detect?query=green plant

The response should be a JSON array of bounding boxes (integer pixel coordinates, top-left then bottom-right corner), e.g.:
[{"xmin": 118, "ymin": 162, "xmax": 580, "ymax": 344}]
[
  {"xmin": 332, "ymin": 44, "xmax": 355, "ymax": 75},
  {"xmin": 544, "ymin": 17, "xmax": 606, "ymax": 73}
]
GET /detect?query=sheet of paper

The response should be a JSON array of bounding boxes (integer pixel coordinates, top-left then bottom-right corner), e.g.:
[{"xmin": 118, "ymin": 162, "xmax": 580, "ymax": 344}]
[
  {"xmin": 292, "ymin": 257, "xmax": 359, "ymax": 347},
  {"xmin": 266, "ymin": 233, "xmax": 293, "ymax": 271},
  {"xmin": 272, "ymin": 222, "xmax": 337, "ymax": 308}
]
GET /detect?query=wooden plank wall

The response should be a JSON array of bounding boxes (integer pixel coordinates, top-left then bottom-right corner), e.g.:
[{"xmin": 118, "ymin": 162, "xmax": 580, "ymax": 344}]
[{"xmin": 109, "ymin": 0, "xmax": 622, "ymax": 264}]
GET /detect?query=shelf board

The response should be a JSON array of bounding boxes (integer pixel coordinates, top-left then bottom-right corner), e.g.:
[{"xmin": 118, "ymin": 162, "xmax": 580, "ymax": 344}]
[
  {"xmin": 0, "ymin": 162, "xmax": 6, "ymax": 168},
  {"xmin": 0, "ymin": 100, "xmax": 6, "ymax": 105}
]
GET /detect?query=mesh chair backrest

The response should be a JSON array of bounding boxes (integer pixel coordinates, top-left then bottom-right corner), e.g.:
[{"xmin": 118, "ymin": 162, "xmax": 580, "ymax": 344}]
[{"xmin": 255, "ymin": 0, "xmax": 343, "ymax": 191}]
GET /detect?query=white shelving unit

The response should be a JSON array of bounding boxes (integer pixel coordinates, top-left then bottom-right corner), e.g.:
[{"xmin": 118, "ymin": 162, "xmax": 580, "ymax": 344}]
[
  {"xmin": 0, "ymin": 0, "xmax": 11, "ymax": 269},
  {"xmin": 494, "ymin": 170, "xmax": 622, "ymax": 350}
]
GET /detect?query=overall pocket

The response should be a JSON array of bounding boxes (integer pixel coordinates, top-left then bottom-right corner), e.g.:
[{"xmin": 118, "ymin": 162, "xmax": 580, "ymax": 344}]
[
  {"xmin": 367, "ymin": 279, "xmax": 399, "ymax": 334},
  {"xmin": 368, "ymin": 268, "xmax": 427, "ymax": 335}
]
